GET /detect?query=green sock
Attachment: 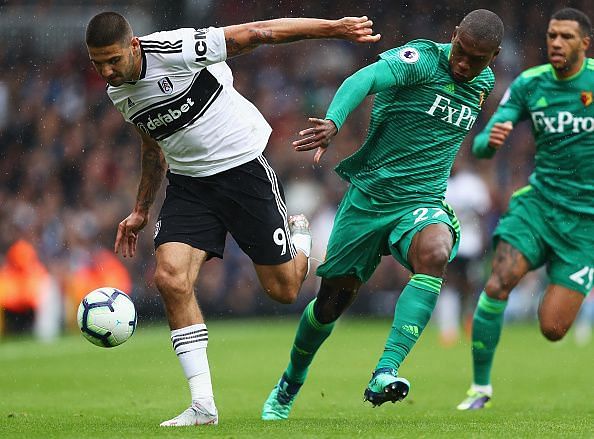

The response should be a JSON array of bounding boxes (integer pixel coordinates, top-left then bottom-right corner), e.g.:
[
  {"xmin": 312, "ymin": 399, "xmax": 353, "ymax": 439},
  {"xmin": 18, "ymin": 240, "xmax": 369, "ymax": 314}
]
[
  {"xmin": 471, "ymin": 291, "xmax": 507, "ymax": 386},
  {"xmin": 375, "ymin": 274, "xmax": 442, "ymax": 372},
  {"xmin": 285, "ymin": 299, "xmax": 335, "ymax": 384}
]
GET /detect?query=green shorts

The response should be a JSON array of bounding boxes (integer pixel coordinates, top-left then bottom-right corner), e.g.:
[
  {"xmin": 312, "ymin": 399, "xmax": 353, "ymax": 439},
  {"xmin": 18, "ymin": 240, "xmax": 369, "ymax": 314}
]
[
  {"xmin": 494, "ymin": 185, "xmax": 594, "ymax": 295},
  {"xmin": 316, "ymin": 185, "xmax": 460, "ymax": 282}
]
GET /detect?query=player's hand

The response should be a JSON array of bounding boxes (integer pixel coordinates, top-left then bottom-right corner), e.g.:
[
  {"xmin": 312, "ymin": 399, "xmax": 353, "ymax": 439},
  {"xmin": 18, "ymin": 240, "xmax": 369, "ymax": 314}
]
[
  {"xmin": 293, "ymin": 118, "xmax": 338, "ymax": 164},
  {"xmin": 114, "ymin": 211, "xmax": 149, "ymax": 258},
  {"xmin": 335, "ymin": 16, "xmax": 381, "ymax": 43},
  {"xmin": 488, "ymin": 121, "xmax": 513, "ymax": 149}
]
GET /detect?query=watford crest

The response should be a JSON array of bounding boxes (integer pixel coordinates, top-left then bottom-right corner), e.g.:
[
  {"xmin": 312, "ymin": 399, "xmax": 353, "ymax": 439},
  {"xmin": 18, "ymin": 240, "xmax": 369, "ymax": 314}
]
[
  {"xmin": 478, "ymin": 91, "xmax": 486, "ymax": 108},
  {"xmin": 581, "ymin": 91, "xmax": 592, "ymax": 107}
]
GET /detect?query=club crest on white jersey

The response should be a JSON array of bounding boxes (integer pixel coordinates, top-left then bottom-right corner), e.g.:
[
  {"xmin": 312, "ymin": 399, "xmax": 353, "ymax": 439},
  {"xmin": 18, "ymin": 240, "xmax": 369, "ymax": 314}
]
[{"xmin": 158, "ymin": 77, "xmax": 174, "ymax": 94}]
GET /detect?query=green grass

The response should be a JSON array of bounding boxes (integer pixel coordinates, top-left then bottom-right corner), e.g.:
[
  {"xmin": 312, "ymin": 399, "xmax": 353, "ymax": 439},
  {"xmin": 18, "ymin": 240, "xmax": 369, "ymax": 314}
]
[{"xmin": 1, "ymin": 319, "xmax": 593, "ymax": 438}]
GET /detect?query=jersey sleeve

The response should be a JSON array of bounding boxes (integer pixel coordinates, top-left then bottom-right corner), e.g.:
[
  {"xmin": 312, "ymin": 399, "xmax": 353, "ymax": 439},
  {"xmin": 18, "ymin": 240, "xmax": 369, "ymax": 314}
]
[
  {"xmin": 180, "ymin": 27, "xmax": 227, "ymax": 70},
  {"xmin": 325, "ymin": 60, "xmax": 398, "ymax": 130},
  {"xmin": 472, "ymin": 76, "xmax": 528, "ymax": 158},
  {"xmin": 378, "ymin": 40, "xmax": 441, "ymax": 87},
  {"xmin": 140, "ymin": 27, "xmax": 226, "ymax": 71}
]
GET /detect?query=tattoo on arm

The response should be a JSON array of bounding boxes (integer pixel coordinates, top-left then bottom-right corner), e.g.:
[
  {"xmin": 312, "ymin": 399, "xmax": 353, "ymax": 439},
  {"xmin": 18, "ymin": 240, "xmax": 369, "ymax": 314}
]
[
  {"xmin": 136, "ymin": 144, "xmax": 166, "ymax": 212},
  {"xmin": 225, "ymin": 37, "xmax": 250, "ymax": 57},
  {"xmin": 226, "ymin": 28, "xmax": 300, "ymax": 57},
  {"xmin": 248, "ymin": 29, "xmax": 274, "ymax": 43}
]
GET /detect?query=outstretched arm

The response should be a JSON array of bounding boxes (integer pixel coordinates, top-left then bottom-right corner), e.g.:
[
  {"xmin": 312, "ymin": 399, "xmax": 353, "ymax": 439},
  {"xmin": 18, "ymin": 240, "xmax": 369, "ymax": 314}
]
[
  {"xmin": 293, "ymin": 59, "xmax": 396, "ymax": 163},
  {"xmin": 115, "ymin": 129, "xmax": 167, "ymax": 257},
  {"xmin": 223, "ymin": 16, "xmax": 380, "ymax": 57}
]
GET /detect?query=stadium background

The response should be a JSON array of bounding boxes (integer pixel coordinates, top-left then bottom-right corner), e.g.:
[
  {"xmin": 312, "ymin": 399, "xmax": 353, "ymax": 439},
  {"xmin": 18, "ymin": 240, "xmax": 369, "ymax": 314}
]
[{"xmin": 0, "ymin": 0, "xmax": 592, "ymax": 337}]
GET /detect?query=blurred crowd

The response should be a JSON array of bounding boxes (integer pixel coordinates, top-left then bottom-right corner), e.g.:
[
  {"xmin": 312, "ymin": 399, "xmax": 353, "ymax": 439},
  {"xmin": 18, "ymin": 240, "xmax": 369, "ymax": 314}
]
[{"xmin": 0, "ymin": 0, "xmax": 592, "ymax": 342}]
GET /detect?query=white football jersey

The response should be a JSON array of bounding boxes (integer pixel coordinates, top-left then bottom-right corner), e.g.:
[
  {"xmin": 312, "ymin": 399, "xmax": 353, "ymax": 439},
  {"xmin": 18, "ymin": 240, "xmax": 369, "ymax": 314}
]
[{"xmin": 107, "ymin": 27, "xmax": 272, "ymax": 177}]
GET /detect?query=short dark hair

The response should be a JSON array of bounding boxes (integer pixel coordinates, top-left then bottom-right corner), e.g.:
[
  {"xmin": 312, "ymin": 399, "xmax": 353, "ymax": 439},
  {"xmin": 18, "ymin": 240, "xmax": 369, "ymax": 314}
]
[
  {"xmin": 86, "ymin": 12, "xmax": 133, "ymax": 47},
  {"xmin": 458, "ymin": 9, "xmax": 504, "ymax": 47},
  {"xmin": 551, "ymin": 7, "xmax": 592, "ymax": 37}
]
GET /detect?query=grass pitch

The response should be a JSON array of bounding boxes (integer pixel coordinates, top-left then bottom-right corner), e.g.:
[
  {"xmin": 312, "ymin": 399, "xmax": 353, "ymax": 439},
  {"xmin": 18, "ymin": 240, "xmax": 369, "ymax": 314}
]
[{"xmin": 1, "ymin": 318, "xmax": 592, "ymax": 438}]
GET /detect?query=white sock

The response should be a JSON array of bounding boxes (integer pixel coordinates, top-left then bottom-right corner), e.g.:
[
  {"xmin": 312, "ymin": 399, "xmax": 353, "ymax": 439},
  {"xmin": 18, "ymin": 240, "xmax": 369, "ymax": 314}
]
[
  {"xmin": 292, "ymin": 233, "xmax": 311, "ymax": 258},
  {"xmin": 171, "ymin": 324, "xmax": 214, "ymax": 403},
  {"xmin": 471, "ymin": 383, "xmax": 493, "ymax": 397}
]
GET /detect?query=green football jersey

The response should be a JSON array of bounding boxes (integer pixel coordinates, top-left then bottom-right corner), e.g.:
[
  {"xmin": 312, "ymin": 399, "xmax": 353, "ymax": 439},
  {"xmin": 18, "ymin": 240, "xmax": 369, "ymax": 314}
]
[
  {"xmin": 334, "ymin": 39, "xmax": 495, "ymax": 204},
  {"xmin": 473, "ymin": 58, "xmax": 594, "ymax": 215}
]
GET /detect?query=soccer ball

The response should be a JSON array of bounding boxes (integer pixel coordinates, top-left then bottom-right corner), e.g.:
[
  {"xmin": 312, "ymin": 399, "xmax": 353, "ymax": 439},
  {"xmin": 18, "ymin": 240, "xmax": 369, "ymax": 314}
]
[{"xmin": 77, "ymin": 287, "xmax": 137, "ymax": 347}]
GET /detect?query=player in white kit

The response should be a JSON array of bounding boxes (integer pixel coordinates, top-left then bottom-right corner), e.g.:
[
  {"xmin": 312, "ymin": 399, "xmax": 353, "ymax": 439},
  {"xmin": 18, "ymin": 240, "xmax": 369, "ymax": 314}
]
[{"xmin": 86, "ymin": 11, "xmax": 379, "ymax": 426}]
